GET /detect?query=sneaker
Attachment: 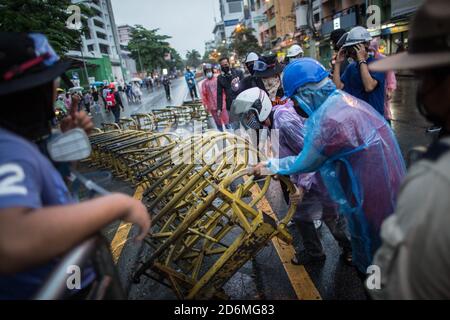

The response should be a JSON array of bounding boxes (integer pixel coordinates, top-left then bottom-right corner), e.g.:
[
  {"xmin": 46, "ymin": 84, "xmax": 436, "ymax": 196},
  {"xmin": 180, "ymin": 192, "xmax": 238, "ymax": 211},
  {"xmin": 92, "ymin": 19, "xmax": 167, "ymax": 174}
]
[{"xmin": 291, "ymin": 250, "xmax": 326, "ymax": 265}]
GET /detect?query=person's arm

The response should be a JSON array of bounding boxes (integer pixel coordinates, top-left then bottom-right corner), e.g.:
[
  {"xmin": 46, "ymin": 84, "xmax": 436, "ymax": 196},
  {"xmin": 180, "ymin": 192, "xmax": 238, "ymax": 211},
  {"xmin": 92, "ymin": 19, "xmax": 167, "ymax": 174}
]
[
  {"xmin": 0, "ymin": 193, "xmax": 150, "ymax": 274},
  {"xmin": 332, "ymin": 48, "xmax": 346, "ymax": 90},
  {"xmin": 355, "ymin": 44, "xmax": 378, "ymax": 92},
  {"xmin": 216, "ymin": 77, "xmax": 223, "ymax": 112}
]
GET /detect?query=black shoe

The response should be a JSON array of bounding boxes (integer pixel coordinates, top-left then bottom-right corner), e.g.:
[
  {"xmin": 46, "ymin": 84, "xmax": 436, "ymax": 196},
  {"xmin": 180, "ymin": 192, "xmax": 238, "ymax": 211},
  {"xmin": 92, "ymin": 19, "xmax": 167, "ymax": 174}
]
[{"xmin": 291, "ymin": 250, "xmax": 326, "ymax": 265}]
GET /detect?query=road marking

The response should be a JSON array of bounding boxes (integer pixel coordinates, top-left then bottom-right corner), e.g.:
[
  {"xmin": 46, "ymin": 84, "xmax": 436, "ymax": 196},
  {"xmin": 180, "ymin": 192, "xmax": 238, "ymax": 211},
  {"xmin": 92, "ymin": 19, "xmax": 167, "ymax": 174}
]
[
  {"xmin": 110, "ymin": 184, "xmax": 145, "ymax": 264},
  {"xmin": 110, "ymin": 125, "xmax": 172, "ymax": 264},
  {"xmin": 249, "ymin": 181, "xmax": 322, "ymax": 300}
]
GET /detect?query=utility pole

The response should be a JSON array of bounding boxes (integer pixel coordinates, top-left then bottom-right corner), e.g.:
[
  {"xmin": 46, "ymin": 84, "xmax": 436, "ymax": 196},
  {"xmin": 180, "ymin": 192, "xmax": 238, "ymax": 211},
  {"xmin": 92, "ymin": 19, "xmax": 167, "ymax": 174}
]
[
  {"xmin": 137, "ymin": 47, "xmax": 144, "ymax": 75},
  {"xmin": 80, "ymin": 32, "xmax": 90, "ymax": 85}
]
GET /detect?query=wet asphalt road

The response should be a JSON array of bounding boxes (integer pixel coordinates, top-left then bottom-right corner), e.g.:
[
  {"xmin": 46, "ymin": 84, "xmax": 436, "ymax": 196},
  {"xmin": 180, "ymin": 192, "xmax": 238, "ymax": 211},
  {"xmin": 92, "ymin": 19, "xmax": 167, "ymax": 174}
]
[
  {"xmin": 86, "ymin": 75, "xmax": 435, "ymax": 300},
  {"xmin": 90, "ymin": 77, "xmax": 194, "ymax": 127}
]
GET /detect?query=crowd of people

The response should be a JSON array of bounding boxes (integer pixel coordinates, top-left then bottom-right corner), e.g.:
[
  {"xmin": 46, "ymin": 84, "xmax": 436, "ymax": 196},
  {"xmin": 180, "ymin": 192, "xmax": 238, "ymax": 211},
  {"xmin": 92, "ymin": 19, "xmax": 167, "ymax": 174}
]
[
  {"xmin": 199, "ymin": 0, "xmax": 450, "ymax": 299},
  {"xmin": 0, "ymin": 0, "xmax": 449, "ymax": 300}
]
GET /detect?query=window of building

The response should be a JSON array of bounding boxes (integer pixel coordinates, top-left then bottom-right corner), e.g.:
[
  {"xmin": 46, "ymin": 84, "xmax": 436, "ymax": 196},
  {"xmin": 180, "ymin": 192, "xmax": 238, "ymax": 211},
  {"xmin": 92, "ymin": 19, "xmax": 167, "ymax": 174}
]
[
  {"xmin": 314, "ymin": 13, "xmax": 320, "ymax": 23},
  {"xmin": 96, "ymin": 32, "xmax": 107, "ymax": 40},
  {"xmin": 99, "ymin": 44, "xmax": 109, "ymax": 55},
  {"xmin": 93, "ymin": 19, "xmax": 105, "ymax": 29},
  {"xmin": 228, "ymin": 0, "xmax": 242, "ymax": 13},
  {"xmin": 87, "ymin": 44, "xmax": 94, "ymax": 52}
]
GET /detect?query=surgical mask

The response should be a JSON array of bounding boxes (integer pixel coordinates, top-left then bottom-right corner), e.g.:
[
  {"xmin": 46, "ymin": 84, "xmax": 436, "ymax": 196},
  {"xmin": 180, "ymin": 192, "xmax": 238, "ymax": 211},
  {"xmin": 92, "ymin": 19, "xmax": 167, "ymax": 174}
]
[
  {"xmin": 262, "ymin": 76, "xmax": 281, "ymax": 100},
  {"xmin": 206, "ymin": 72, "xmax": 213, "ymax": 79},
  {"xmin": 246, "ymin": 63, "xmax": 254, "ymax": 75},
  {"xmin": 241, "ymin": 111, "xmax": 262, "ymax": 130}
]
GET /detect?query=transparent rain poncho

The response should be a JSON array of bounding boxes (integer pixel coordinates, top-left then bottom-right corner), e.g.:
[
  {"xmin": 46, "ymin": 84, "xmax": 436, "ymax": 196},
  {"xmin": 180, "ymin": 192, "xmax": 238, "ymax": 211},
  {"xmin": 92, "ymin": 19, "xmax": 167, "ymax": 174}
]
[
  {"xmin": 272, "ymin": 101, "xmax": 337, "ymax": 221},
  {"xmin": 268, "ymin": 80, "xmax": 407, "ymax": 272}
]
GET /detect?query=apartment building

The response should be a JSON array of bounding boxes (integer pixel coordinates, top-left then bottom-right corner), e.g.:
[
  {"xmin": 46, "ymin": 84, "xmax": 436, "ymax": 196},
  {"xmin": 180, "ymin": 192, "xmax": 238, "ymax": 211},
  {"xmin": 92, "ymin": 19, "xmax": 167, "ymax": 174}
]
[{"xmin": 67, "ymin": 0, "xmax": 125, "ymax": 84}]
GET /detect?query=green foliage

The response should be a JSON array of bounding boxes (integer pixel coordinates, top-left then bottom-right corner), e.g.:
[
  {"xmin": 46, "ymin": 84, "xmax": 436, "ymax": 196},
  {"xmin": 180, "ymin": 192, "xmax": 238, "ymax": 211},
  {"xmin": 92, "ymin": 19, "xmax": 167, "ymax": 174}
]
[
  {"xmin": 0, "ymin": 0, "xmax": 92, "ymax": 55},
  {"xmin": 231, "ymin": 27, "xmax": 262, "ymax": 59},
  {"xmin": 185, "ymin": 49, "xmax": 201, "ymax": 68},
  {"xmin": 128, "ymin": 25, "xmax": 182, "ymax": 73}
]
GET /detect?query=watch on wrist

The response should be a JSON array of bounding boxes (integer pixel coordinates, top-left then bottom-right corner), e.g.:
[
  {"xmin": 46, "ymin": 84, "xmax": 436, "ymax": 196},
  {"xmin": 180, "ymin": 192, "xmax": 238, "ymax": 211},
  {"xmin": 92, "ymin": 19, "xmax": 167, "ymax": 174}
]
[{"xmin": 358, "ymin": 60, "xmax": 368, "ymax": 66}]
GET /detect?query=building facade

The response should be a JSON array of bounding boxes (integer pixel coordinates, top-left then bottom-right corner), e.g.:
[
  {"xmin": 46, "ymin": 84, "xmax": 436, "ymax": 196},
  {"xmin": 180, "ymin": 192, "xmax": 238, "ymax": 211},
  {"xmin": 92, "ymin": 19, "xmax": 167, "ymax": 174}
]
[
  {"xmin": 117, "ymin": 24, "xmax": 133, "ymax": 46},
  {"xmin": 219, "ymin": 0, "xmax": 245, "ymax": 40},
  {"xmin": 67, "ymin": 0, "xmax": 125, "ymax": 85}
]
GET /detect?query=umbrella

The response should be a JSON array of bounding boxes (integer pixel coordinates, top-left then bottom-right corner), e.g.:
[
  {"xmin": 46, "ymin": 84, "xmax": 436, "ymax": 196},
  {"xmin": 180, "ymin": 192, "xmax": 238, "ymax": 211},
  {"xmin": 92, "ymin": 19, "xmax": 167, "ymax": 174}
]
[
  {"xmin": 131, "ymin": 77, "xmax": 142, "ymax": 82},
  {"xmin": 90, "ymin": 81, "xmax": 104, "ymax": 88}
]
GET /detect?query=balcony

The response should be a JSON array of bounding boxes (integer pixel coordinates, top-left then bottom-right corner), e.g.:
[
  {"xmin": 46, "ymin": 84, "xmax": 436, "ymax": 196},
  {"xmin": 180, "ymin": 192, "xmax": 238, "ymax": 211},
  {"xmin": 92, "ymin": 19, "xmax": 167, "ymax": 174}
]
[
  {"xmin": 321, "ymin": 5, "xmax": 358, "ymax": 36},
  {"xmin": 268, "ymin": 17, "xmax": 276, "ymax": 29}
]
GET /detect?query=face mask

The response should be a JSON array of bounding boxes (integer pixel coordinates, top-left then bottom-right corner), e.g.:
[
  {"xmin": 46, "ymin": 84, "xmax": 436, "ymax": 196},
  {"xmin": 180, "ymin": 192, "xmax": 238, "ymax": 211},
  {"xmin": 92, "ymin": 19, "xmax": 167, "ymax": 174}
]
[
  {"xmin": 222, "ymin": 66, "xmax": 230, "ymax": 74},
  {"xmin": 246, "ymin": 63, "xmax": 254, "ymax": 75},
  {"xmin": 368, "ymin": 51, "xmax": 375, "ymax": 58},
  {"xmin": 262, "ymin": 77, "xmax": 281, "ymax": 100},
  {"xmin": 206, "ymin": 72, "xmax": 213, "ymax": 79},
  {"xmin": 241, "ymin": 112, "xmax": 262, "ymax": 130}
]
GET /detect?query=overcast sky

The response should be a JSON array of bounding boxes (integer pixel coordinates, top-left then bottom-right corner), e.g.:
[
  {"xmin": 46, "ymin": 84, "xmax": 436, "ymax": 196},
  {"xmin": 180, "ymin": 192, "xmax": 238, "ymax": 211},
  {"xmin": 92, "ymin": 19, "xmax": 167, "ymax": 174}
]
[{"xmin": 110, "ymin": 0, "xmax": 221, "ymax": 57}]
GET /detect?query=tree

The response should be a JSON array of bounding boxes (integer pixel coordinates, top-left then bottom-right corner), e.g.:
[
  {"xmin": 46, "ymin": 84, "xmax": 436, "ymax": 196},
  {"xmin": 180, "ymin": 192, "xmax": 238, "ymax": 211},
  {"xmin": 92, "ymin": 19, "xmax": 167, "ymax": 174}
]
[
  {"xmin": 128, "ymin": 25, "xmax": 178, "ymax": 73},
  {"xmin": 202, "ymin": 44, "xmax": 231, "ymax": 64},
  {"xmin": 0, "ymin": 0, "xmax": 92, "ymax": 55},
  {"xmin": 231, "ymin": 27, "xmax": 262, "ymax": 59},
  {"xmin": 185, "ymin": 49, "xmax": 201, "ymax": 68}
]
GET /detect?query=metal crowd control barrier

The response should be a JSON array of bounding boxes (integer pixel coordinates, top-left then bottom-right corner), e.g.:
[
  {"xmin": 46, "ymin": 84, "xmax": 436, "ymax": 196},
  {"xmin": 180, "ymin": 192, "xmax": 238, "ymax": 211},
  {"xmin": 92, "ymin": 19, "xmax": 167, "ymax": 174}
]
[{"xmin": 86, "ymin": 127, "xmax": 298, "ymax": 300}]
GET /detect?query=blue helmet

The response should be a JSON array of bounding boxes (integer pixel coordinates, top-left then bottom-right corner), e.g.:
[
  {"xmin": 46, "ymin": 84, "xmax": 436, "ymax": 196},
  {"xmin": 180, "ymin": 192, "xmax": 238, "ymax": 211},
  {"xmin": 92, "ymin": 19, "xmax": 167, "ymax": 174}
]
[{"xmin": 282, "ymin": 58, "xmax": 329, "ymax": 97}]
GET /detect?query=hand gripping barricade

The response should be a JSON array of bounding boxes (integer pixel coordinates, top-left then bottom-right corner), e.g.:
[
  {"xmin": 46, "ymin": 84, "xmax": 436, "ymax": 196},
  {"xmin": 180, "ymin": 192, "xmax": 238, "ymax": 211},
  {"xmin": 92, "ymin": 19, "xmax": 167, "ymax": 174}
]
[{"xmin": 86, "ymin": 127, "xmax": 298, "ymax": 300}]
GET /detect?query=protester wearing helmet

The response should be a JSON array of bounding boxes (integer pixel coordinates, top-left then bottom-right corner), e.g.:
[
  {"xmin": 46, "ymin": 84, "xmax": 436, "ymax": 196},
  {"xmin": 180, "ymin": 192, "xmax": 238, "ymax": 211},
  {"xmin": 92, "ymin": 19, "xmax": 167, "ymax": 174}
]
[
  {"xmin": 370, "ymin": 0, "xmax": 450, "ymax": 299},
  {"xmin": 244, "ymin": 52, "xmax": 259, "ymax": 75},
  {"xmin": 0, "ymin": 33, "xmax": 150, "ymax": 299},
  {"xmin": 286, "ymin": 44, "xmax": 304, "ymax": 64},
  {"xmin": 253, "ymin": 55, "xmax": 286, "ymax": 106},
  {"xmin": 332, "ymin": 26, "xmax": 386, "ymax": 117},
  {"xmin": 329, "ymin": 28, "xmax": 349, "ymax": 76},
  {"xmin": 252, "ymin": 58, "xmax": 406, "ymax": 273},
  {"xmin": 201, "ymin": 63, "xmax": 229, "ymax": 131},
  {"xmin": 233, "ymin": 87, "xmax": 352, "ymax": 265},
  {"xmin": 239, "ymin": 52, "xmax": 266, "ymax": 93}
]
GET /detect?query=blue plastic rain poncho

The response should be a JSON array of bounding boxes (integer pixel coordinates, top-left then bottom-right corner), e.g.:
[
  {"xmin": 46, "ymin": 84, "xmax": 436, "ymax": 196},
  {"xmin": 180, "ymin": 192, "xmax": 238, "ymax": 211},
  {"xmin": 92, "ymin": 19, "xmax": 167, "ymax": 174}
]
[
  {"xmin": 268, "ymin": 79, "xmax": 407, "ymax": 272},
  {"xmin": 273, "ymin": 100, "xmax": 338, "ymax": 221}
]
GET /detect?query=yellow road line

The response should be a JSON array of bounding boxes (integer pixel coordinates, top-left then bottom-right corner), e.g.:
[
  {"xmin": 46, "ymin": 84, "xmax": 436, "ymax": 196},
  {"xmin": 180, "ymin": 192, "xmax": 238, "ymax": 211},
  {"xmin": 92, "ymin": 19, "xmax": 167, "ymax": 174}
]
[
  {"xmin": 110, "ymin": 125, "xmax": 173, "ymax": 264},
  {"xmin": 110, "ymin": 184, "xmax": 145, "ymax": 264},
  {"xmin": 249, "ymin": 181, "xmax": 322, "ymax": 300}
]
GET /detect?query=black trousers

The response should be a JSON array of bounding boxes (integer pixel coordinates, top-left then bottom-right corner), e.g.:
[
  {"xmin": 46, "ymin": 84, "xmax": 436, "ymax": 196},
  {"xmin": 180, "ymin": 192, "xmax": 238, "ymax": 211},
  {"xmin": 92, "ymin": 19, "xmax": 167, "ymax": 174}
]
[
  {"xmin": 189, "ymin": 86, "xmax": 198, "ymax": 100},
  {"xmin": 110, "ymin": 105, "xmax": 121, "ymax": 124}
]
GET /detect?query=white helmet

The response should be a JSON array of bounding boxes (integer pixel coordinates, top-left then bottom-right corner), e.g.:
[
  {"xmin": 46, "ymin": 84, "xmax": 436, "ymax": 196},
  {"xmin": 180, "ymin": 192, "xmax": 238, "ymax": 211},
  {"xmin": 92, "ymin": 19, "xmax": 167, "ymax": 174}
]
[
  {"xmin": 245, "ymin": 52, "xmax": 259, "ymax": 63},
  {"xmin": 231, "ymin": 88, "xmax": 272, "ymax": 126},
  {"xmin": 286, "ymin": 44, "xmax": 304, "ymax": 58},
  {"xmin": 342, "ymin": 26, "xmax": 372, "ymax": 48}
]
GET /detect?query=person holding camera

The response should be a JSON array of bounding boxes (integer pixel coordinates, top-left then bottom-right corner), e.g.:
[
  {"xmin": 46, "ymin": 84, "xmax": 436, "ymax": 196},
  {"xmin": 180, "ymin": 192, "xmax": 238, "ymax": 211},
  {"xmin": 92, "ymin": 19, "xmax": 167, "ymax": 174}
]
[{"xmin": 332, "ymin": 26, "xmax": 386, "ymax": 117}]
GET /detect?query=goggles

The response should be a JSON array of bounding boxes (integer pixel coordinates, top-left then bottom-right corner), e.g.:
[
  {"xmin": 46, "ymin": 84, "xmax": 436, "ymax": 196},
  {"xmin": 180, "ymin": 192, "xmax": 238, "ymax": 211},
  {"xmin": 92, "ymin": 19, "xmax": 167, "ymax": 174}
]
[{"xmin": 253, "ymin": 60, "xmax": 276, "ymax": 72}]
